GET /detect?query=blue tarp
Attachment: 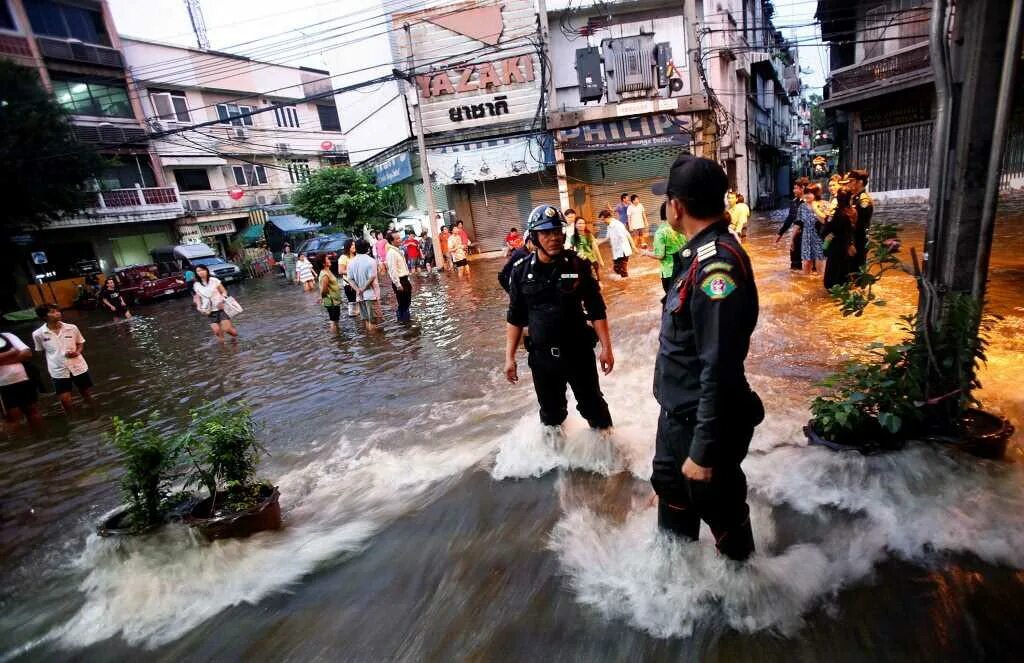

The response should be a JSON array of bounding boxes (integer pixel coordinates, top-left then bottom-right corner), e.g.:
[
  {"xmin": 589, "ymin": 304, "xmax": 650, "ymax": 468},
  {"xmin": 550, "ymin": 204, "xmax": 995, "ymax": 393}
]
[{"xmin": 268, "ymin": 214, "xmax": 319, "ymax": 233}]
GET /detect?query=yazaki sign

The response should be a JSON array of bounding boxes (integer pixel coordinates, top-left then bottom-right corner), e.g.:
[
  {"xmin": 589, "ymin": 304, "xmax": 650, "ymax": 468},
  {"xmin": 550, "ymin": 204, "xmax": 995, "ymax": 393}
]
[
  {"xmin": 399, "ymin": 0, "xmax": 542, "ymax": 134},
  {"xmin": 414, "ymin": 57, "xmax": 535, "ymax": 99}
]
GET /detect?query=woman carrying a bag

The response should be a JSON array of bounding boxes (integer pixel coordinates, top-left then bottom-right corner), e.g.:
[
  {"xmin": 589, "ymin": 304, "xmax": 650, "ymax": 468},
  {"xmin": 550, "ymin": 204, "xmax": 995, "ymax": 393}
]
[{"xmin": 193, "ymin": 265, "xmax": 240, "ymax": 343}]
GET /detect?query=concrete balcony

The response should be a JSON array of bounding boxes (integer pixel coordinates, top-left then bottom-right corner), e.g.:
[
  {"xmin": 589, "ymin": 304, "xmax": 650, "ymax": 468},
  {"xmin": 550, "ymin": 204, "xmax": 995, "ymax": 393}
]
[
  {"xmin": 51, "ymin": 186, "xmax": 184, "ymax": 228},
  {"xmin": 823, "ymin": 42, "xmax": 931, "ymax": 108}
]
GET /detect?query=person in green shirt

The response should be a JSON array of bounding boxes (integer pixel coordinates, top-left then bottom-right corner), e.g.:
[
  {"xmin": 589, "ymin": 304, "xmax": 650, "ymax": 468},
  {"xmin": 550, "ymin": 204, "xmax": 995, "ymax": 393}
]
[
  {"xmin": 643, "ymin": 204, "xmax": 688, "ymax": 292},
  {"xmin": 318, "ymin": 253, "xmax": 343, "ymax": 333},
  {"xmin": 569, "ymin": 215, "xmax": 605, "ymax": 279}
]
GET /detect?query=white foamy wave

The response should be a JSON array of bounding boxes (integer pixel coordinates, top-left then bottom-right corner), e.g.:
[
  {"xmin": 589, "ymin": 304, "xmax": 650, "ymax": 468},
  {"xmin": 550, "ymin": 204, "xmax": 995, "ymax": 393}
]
[
  {"xmin": 549, "ymin": 433, "xmax": 1024, "ymax": 638},
  {"xmin": 51, "ymin": 438, "xmax": 493, "ymax": 650},
  {"xmin": 550, "ymin": 504, "xmax": 836, "ymax": 637},
  {"xmin": 490, "ymin": 417, "xmax": 651, "ymax": 479}
]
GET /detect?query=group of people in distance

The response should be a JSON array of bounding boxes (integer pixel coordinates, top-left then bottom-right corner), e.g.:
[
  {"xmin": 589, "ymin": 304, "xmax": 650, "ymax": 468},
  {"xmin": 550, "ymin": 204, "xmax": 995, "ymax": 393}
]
[{"xmin": 776, "ymin": 169, "xmax": 874, "ymax": 290}]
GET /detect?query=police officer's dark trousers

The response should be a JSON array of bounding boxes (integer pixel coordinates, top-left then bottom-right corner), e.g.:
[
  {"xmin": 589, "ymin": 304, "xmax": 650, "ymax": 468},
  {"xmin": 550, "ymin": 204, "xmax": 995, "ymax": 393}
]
[
  {"xmin": 651, "ymin": 408, "xmax": 756, "ymax": 561},
  {"xmin": 528, "ymin": 343, "xmax": 612, "ymax": 430}
]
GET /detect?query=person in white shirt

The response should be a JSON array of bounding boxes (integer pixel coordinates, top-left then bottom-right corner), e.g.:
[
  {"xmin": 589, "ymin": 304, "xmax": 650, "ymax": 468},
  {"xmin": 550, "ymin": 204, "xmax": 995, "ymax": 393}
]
[
  {"xmin": 627, "ymin": 194, "xmax": 649, "ymax": 249},
  {"xmin": 32, "ymin": 304, "xmax": 92, "ymax": 413},
  {"xmin": 447, "ymin": 229, "xmax": 470, "ymax": 278},
  {"xmin": 385, "ymin": 230, "xmax": 413, "ymax": 321},
  {"xmin": 603, "ymin": 208, "xmax": 637, "ymax": 278},
  {"xmin": 0, "ymin": 331, "xmax": 41, "ymax": 425},
  {"xmin": 192, "ymin": 265, "xmax": 239, "ymax": 343},
  {"xmin": 347, "ymin": 239, "xmax": 380, "ymax": 330}
]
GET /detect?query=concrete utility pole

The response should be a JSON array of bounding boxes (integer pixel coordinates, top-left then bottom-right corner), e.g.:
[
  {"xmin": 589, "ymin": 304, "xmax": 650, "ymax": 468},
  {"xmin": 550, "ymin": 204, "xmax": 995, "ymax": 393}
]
[
  {"xmin": 404, "ymin": 23, "xmax": 445, "ymax": 268},
  {"xmin": 683, "ymin": 0, "xmax": 713, "ymax": 159},
  {"xmin": 924, "ymin": 0, "xmax": 1022, "ymax": 320},
  {"xmin": 536, "ymin": 0, "xmax": 571, "ymax": 211}
]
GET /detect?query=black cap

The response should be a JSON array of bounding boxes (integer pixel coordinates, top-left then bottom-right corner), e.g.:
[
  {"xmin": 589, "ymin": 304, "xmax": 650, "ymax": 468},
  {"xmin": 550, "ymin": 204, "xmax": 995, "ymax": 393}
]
[
  {"xmin": 651, "ymin": 153, "xmax": 695, "ymax": 196},
  {"xmin": 657, "ymin": 156, "xmax": 729, "ymax": 219}
]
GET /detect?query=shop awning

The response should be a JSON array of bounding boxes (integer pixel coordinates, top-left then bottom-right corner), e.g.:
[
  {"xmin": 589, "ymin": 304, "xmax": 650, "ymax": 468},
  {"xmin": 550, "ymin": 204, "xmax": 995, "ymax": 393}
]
[
  {"xmin": 267, "ymin": 214, "xmax": 320, "ymax": 233},
  {"xmin": 240, "ymin": 223, "xmax": 266, "ymax": 245},
  {"xmin": 160, "ymin": 155, "xmax": 228, "ymax": 167}
]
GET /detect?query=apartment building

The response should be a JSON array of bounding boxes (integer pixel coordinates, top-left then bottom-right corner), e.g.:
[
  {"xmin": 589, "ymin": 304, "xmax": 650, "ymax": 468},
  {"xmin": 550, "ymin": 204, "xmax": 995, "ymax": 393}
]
[
  {"xmin": 122, "ymin": 38, "xmax": 347, "ymax": 254},
  {"xmin": 700, "ymin": 0, "xmax": 801, "ymax": 207},
  {"xmin": 0, "ymin": 0, "xmax": 182, "ymax": 297}
]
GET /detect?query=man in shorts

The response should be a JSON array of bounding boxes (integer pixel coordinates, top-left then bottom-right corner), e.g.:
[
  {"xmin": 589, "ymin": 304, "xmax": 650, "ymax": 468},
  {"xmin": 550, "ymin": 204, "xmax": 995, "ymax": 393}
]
[
  {"xmin": 32, "ymin": 304, "xmax": 93, "ymax": 413},
  {"xmin": 0, "ymin": 331, "xmax": 42, "ymax": 426},
  {"xmin": 348, "ymin": 239, "xmax": 381, "ymax": 330}
]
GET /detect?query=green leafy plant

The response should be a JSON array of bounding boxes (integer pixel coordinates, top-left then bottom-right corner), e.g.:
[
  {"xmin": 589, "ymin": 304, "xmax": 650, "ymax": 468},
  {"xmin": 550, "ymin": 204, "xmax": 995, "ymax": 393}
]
[
  {"xmin": 812, "ymin": 292, "xmax": 994, "ymax": 444},
  {"xmin": 105, "ymin": 416, "xmax": 181, "ymax": 532},
  {"xmin": 828, "ymin": 222, "xmax": 907, "ymax": 317},
  {"xmin": 182, "ymin": 401, "xmax": 267, "ymax": 512},
  {"xmin": 289, "ymin": 166, "xmax": 405, "ymax": 232}
]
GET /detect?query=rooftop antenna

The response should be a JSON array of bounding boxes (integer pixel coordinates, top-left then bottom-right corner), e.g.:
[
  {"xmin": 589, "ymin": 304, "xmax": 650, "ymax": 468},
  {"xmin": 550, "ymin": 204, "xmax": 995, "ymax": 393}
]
[{"xmin": 184, "ymin": 0, "xmax": 210, "ymax": 50}]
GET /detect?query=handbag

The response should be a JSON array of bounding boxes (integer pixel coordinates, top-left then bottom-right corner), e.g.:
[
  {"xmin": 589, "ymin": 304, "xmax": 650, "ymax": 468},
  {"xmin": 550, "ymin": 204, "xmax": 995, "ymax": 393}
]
[{"xmin": 222, "ymin": 296, "xmax": 244, "ymax": 317}]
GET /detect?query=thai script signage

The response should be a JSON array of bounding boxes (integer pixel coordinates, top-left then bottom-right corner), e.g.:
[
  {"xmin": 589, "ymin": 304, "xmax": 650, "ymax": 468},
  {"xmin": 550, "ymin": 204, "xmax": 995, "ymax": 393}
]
[
  {"xmin": 447, "ymin": 95, "xmax": 509, "ymax": 122},
  {"xmin": 374, "ymin": 152, "xmax": 413, "ymax": 187},
  {"xmin": 556, "ymin": 114, "xmax": 693, "ymax": 152},
  {"xmin": 199, "ymin": 220, "xmax": 237, "ymax": 236}
]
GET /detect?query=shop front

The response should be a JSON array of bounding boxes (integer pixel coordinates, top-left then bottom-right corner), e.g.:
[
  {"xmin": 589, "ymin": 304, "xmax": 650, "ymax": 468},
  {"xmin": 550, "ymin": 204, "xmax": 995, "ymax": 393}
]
[
  {"xmin": 176, "ymin": 217, "xmax": 244, "ymax": 258},
  {"xmin": 556, "ymin": 113, "xmax": 695, "ymax": 236},
  {"xmin": 433, "ymin": 133, "xmax": 556, "ymax": 253}
]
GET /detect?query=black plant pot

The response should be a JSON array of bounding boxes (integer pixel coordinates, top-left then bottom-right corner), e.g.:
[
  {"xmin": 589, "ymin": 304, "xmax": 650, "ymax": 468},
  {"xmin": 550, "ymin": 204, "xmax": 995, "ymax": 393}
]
[
  {"xmin": 927, "ymin": 408, "xmax": 1015, "ymax": 460},
  {"xmin": 97, "ymin": 506, "xmax": 160, "ymax": 537},
  {"xmin": 185, "ymin": 484, "xmax": 282, "ymax": 541},
  {"xmin": 803, "ymin": 422, "xmax": 905, "ymax": 455}
]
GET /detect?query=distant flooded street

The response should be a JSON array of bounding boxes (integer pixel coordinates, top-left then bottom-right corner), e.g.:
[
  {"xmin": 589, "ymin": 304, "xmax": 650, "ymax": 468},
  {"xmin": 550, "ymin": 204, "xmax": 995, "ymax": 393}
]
[{"xmin": 2, "ymin": 204, "xmax": 1024, "ymax": 662}]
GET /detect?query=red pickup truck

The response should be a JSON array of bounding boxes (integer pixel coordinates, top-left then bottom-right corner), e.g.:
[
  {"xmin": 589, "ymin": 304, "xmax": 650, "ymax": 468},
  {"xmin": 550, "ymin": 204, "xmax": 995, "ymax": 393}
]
[{"xmin": 111, "ymin": 264, "xmax": 189, "ymax": 304}]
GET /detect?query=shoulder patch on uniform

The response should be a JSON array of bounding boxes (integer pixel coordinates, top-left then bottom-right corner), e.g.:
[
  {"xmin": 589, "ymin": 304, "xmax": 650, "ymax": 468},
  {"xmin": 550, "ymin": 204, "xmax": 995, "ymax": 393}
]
[
  {"xmin": 700, "ymin": 272, "xmax": 737, "ymax": 300},
  {"xmin": 700, "ymin": 260, "xmax": 733, "ymax": 274}
]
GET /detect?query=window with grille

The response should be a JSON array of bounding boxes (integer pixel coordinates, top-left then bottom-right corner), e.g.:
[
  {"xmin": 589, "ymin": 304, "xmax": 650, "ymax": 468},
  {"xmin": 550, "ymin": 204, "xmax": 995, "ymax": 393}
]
[
  {"xmin": 274, "ymin": 105, "xmax": 300, "ymax": 128},
  {"xmin": 51, "ymin": 78, "xmax": 131, "ymax": 118},
  {"xmin": 287, "ymin": 160, "xmax": 311, "ymax": 183}
]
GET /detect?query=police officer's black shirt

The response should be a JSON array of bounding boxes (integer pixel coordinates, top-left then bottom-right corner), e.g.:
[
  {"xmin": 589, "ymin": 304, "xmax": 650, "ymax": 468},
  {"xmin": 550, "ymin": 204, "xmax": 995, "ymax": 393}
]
[
  {"xmin": 506, "ymin": 250, "xmax": 606, "ymax": 349},
  {"xmin": 654, "ymin": 220, "xmax": 759, "ymax": 466}
]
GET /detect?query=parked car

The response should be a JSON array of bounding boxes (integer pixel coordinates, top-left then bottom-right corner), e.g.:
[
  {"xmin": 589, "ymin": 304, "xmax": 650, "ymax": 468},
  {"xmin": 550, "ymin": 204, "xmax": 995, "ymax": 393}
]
[
  {"xmin": 151, "ymin": 245, "xmax": 244, "ymax": 283},
  {"xmin": 111, "ymin": 265, "xmax": 189, "ymax": 304},
  {"xmin": 295, "ymin": 233, "xmax": 351, "ymax": 272}
]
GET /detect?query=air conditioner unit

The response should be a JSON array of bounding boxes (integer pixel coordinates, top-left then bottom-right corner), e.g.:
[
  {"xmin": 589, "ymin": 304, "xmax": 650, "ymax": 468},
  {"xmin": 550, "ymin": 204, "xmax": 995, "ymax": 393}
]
[
  {"xmin": 275, "ymin": 142, "xmax": 290, "ymax": 154},
  {"xmin": 256, "ymin": 195, "xmax": 268, "ymax": 205},
  {"xmin": 186, "ymin": 199, "xmax": 209, "ymax": 212},
  {"xmin": 277, "ymin": 193, "xmax": 289, "ymax": 204},
  {"xmin": 233, "ymin": 127, "xmax": 248, "ymax": 139},
  {"xmin": 210, "ymin": 199, "xmax": 223, "ymax": 210}
]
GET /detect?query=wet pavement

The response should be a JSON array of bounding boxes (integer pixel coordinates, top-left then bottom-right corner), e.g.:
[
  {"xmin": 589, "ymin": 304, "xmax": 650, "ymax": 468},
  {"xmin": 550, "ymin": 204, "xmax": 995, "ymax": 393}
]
[{"xmin": 1, "ymin": 204, "xmax": 1023, "ymax": 662}]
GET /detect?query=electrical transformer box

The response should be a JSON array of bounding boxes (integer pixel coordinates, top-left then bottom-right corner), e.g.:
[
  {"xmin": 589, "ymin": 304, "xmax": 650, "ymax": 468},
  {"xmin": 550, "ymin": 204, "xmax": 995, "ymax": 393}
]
[{"xmin": 575, "ymin": 47, "xmax": 603, "ymax": 103}]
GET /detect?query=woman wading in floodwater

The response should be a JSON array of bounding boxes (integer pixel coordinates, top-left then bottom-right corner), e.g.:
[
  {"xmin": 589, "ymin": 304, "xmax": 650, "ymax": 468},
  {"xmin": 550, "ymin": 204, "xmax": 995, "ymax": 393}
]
[{"xmin": 193, "ymin": 265, "xmax": 239, "ymax": 343}]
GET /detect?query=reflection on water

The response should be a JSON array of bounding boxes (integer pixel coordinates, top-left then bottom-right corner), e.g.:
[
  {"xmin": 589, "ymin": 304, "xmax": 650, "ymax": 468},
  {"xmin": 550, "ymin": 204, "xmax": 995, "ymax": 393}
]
[{"xmin": 1, "ymin": 205, "xmax": 1023, "ymax": 660}]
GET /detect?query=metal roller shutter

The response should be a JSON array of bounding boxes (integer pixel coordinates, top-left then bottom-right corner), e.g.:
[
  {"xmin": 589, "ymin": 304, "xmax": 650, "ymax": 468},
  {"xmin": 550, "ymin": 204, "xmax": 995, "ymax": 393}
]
[
  {"xmin": 467, "ymin": 170, "xmax": 559, "ymax": 252},
  {"xmin": 413, "ymin": 181, "xmax": 450, "ymax": 211},
  {"xmin": 565, "ymin": 146, "xmax": 683, "ymax": 236}
]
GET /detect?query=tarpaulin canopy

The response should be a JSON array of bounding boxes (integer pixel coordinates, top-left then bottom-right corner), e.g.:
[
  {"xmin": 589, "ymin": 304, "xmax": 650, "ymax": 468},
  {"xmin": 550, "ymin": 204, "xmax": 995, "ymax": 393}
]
[{"xmin": 267, "ymin": 214, "xmax": 319, "ymax": 233}]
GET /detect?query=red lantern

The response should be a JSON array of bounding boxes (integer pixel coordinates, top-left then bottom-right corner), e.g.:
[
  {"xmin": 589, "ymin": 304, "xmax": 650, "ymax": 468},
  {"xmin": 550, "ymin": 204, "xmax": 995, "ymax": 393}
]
[
  {"xmin": 228, "ymin": 187, "xmax": 244, "ymax": 200},
  {"xmin": 320, "ymin": 140, "xmax": 334, "ymax": 151}
]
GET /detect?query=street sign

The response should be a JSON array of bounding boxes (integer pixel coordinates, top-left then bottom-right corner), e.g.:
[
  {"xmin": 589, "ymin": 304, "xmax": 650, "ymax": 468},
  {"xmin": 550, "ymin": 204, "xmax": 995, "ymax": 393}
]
[
  {"xmin": 374, "ymin": 152, "xmax": 413, "ymax": 186},
  {"xmin": 31, "ymin": 251, "xmax": 47, "ymax": 265}
]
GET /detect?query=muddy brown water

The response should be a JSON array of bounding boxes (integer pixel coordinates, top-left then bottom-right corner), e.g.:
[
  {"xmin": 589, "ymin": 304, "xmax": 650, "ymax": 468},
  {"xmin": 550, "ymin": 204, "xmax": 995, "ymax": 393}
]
[{"xmin": 1, "ymin": 206, "xmax": 1023, "ymax": 662}]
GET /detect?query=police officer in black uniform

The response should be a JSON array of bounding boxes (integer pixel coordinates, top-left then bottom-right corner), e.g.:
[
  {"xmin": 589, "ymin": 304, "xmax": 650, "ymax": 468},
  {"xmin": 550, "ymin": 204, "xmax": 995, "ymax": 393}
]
[
  {"xmin": 846, "ymin": 169, "xmax": 873, "ymax": 272},
  {"xmin": 505, "ymin": 205, "xmax": 614, "ymax": 431},
  {"xmin": 650, "ymin": 156, "xmax": 764, "ymax": 561}
]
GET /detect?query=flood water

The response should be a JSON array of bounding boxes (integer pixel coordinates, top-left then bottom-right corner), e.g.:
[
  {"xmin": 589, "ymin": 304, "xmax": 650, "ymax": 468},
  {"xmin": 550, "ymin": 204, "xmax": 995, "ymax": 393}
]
[{"xmin": 2, "ymin": 204, "xmax": 1024, "ymax": 662}]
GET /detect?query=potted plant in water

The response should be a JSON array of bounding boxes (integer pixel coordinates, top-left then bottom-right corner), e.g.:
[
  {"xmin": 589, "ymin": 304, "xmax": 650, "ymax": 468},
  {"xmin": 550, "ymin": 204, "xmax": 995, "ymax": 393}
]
[
  {"xmin": 99, "ymin": 416, "xmax": 182, "ymax": 536},
  {"xmin": 182, "ymin": 401, "xmax": 282, "ymax": 540},
  {"xmin": 808, "ymin": 224, "xmax": 1014, "ymax": 457}
]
